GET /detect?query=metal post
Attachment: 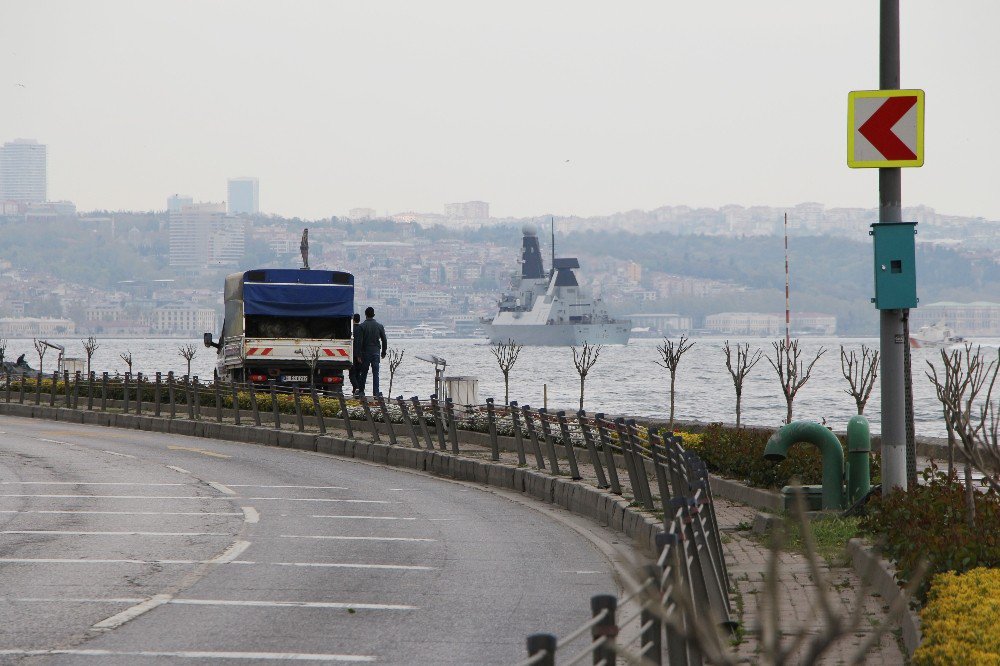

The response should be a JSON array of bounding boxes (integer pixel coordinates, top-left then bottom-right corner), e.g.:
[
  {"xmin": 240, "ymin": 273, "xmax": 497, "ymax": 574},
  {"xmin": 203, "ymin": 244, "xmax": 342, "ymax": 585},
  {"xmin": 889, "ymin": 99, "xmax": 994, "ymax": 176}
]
[
  {"xmin": 878, "ymin": 0, "xmax": 908, "ymax": 493},
  {"xmin": 153, "ymin": 372, "xmax": 161, "ymax": 416},
  {"xmin": 73, "ymin": 371, "xmax": 81, "ymax": 410},
  {"xmin": 537, "ymin": 408, "xmax": 561, "ymax": 475},
  {"xmin": 397, "ymin": 396, "xmax": 420, "ymax": 447},
  {"xmin": 214, "ymin": 381, "xmax": 223, "ymax": 422},
  {"xmin": 445, "ymin": 398, "xmax": 460, "ymax": 454},
  {"xmin": 50, "ymin": 371, "xmax": 58, "ymax": 407},
  {"xmin": 249, "ymin": 381, "xmax": 262, "ymax": 427},
  {"xmin": 185, "ymin": 376, "xmax": 194, "ymax": 420},
  {"xmin": 310, "ymin": 387, "xmax": 324, "ymax": 434},
  {"xmin": 101, "ymin": 372, "xmax": 108, "ymax": 411},
  {"xmin": 577, "ymin": 411, "xmax": 609, "ymax": 489},
  {"xmin": 88, "ymin": 371, "xmax": 95, "ymax": 411},
  {"xmin": 521, "ymin": 404, "xmax": 546, "ymax": 470},
  {"xmin": 649, "ymin": 430, "xmax": 674, "ymax": 509},
  {"xmin": 134, "ymin": 373, "xmax": 142, "ymax": 414},
  {"xmin": 627, "ymin": 419, "xmax": 657, "ymax": 511},
  {"xmin": 123, "ymin": 372, "xmax": 131, "ymax": 413},
  {"xmin": 34, "ymin": 370, "xmax": 41, "ymax": 405},
  {"xmin": 232, "ymin": 382, "xmax": 242, "ymax": 426},
  {"xmin": 590, "ymin": 595, "xmax": 618, "ymax": 666},
  {"xmin": 192, "ymin": 376, "xmax": 201, "ymax": 420},
  {"xmin": 429, "ymin": 394, "xmax": 447, "ymax": 450},
  {"xmin": 615, "ymin": 418, "xmax": 643, "ymax": 502},
  {"xmin": 293, "ymin": 386, "xmax": 305, "ymax": 432},
  {"xmin": 376, "ymin": 393, "xmax": 397, "ymax": 446},
  {"xmin": 525, "ymin": 634, "xmax": 556, "ymax": 666},
  {"xmin": 336, "ymin": 390, "xmax": 354, "ymax": 439},
  {"xmin": 4, "ymin": 372, "xmax": 10, "ymax": 403},
  {"xmin": 167, "ymin": 372, "xmax": 175, "ymax": 418},
  {"xmin": 486, "ymin": 398, "xmax": 499, "ymax": 461},
  {"xmin": 269, "ymin": 381, "xmax": 281, "ymax": 430},
  {"xmin": 508, "ymin": 401, "xmax": 528, "ymax": 466},
  {"xmin": 641, "ymin": 564, "xmax": 664, "ymax": 666},
  {"xmin": 595, "ymin": 414, "xmax": 623, "ymax": 495},
  {"xmin": 410, "ymin": 397, "xmax": 433, "ymax": 448},
  {"xmin": 556, "ymin": 411, "xmax": 583, "ymax": 480},
  {"xmin": 656, "ymin": 532, "xmax": 697, "ymax": 666},
  {"xmin": 359, "ymin": 394, "xmax": 380, "ymax": 443},
  {"xmin": 19, "ymin": 371, "xmax": 26, "ymax": 403}
]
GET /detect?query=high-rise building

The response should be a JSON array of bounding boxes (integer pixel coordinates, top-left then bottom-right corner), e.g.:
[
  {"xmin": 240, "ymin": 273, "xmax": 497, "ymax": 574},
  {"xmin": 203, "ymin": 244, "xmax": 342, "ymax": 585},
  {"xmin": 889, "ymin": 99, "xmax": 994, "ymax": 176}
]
[
  {"xmin": 167, "ymin": 194, "xmax": 194, "ymax": 212},
  {"xmin": 444, "ymin": 201, "xmax": 489, "ymax": 222},
  {"xmin": 169, "ymin": 202, "xmax": 245, "ymax": 268},
  {"xmin": 0, "ymin": 139, "xmax": 47, "ymax": 204},
  {"xmin": 227, "ymin": 177, "xmax": 259, "ymax": 215},
  {"xmin": 348, "ymin": 207, "xmax": 376, "ymax": 220}
]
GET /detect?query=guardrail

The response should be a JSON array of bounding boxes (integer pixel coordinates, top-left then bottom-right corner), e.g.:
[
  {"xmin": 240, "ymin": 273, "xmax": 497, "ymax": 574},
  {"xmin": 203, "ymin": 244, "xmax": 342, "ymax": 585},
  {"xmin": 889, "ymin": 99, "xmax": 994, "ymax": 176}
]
[{"xmin": 2, "ymin": 370, "xmax": 732, "ymax": 664}]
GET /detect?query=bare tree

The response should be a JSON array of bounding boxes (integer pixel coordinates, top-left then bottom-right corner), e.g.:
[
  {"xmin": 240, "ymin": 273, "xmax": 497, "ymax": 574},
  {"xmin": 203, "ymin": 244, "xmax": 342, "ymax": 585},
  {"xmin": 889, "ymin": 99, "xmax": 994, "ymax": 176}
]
[
  {"xmin": 839, "ymin": 344, "xmax": 879, "ymax": 416},
  {"xmin": 119, "ymin": 350, "xmax": 133, "ymax": 374},
  {"xmin": 33, "ymin": 338, "xmax": 47, "ymax": 377},
  {"xmin": 926, "ymin": 344, "xmax": 1000, "ymax": 526},
  {"xmin": 386, "ymin": 347, "xmax": 404, "ymax": 398},
  {"xmin": 724, "ymin": 340, "xmax": 763, "ymax": 428},
  {"xmin": 82, "ymin": 336, "xmax": 100, "ymax": 376},
  {"xmin": 490, "ymin": 338, "xmax": 523, "ymax": 404},
  {"xmin": 571, "ymin": 342, "xmax": 603, "ymax": 411},
  {"xmin": 178, "ymin": 344, "xmax": 197, "ymax": 377},
  {"xmin": 767, "ymin": 339, "xmax": 826, "ymax": 424},
  {"xmin": 296, "ymin": 346, "xmax": 322, "ymax": 390},
  {"xmin": 655, "ymin": 335, "xmax": 695, "ymax": 430}
]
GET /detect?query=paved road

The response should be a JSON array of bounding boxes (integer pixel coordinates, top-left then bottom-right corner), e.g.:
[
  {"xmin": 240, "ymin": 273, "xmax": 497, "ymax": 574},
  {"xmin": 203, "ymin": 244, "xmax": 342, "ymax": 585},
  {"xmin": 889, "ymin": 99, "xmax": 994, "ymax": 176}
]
[{"xmin": 0, "ymin": 415, "xmax": 624, "ymax": 665}]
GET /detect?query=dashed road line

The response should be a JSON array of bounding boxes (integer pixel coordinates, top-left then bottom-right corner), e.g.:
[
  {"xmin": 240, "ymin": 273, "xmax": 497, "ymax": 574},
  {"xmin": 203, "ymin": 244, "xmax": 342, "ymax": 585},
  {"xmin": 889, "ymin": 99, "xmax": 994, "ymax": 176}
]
[
  {"xmin": 1, "ymin": 530, "xmax": 228, "ymax": 537},
  {"xmin": 271, "ymin": 562, "xmax": 436, "ymax": 571},
  {"xmin": 167, "ymin": 445, "xmax": 230, "ymax": 459},
  {"xmin": 0, "ymin": 482, "xmax": 185, "ymax": 487},
  {"xmin": 0, "ymin": 558, "xmax": 436, "ymax": 570},
  {"xmin": 167, "ymin": 465, "xmax": 191, "ymax": 474},
  {"xmin": 279, "ymin": 535, "xmax": 435, "ymax": 542},
  {"xmin": 208, "ymin": 481, "xmax": 236, "ymax": 495},
  {"xmin": 101, "ymin": 450, "xmax": 137, "ymax": 459},
  {"xmin": 310, "ymin": 515, "xmax": 417, "ymax": 521},
  {"xmin": 224, "ymin": 484, "xmax": 349, "ymax": 490},
  {"xmin": 92, "ymin": 593, "xmax": 172, "ymax": 630},
  {"xmin": 0, "ymin": 649, "xmax": 375, "ymax": 662},
  {"xmin": 171, "ymin": 598, "xmax": 415, "ymax": 610},
  {"xmin": 0, "ymin": 510, "xmax": 242, "ymax": 517},
  {"xmin": 210, "ymin": 540, "xmax": 251, "ymax": 564},
  {"xmin": 242, "ymin": 506, "xmax": 260, "ymax": 523},
  {"xmin": 245, "ymin": 497, "xmax": 400, "ymax": 504},
  {"xmin": 0, "ymin": 494, "xmax": 231, "ymax": 500}
]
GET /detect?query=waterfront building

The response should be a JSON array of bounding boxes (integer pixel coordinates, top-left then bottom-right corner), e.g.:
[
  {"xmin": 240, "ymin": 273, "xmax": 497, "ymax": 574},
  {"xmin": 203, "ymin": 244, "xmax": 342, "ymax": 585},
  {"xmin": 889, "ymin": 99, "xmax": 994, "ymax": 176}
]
[
  {"xmin": 0, "ymin": 139, "xmax": 46, "ymax": 204},
  {"xmin": 910, "ymin": 301, "xmax": 1000, "ymax": 336},
  {"xmin": 624, "ymin": 313, "xmax": 693, "ymax": 335},
  {"xmin": 444, "ymin": 201, "xmax": 489, "ymax": 223},
  {"xmin": 152, "ymin": 305, "xmax": 216, "ymax": 334},
  {"xmin": 0, "ymin": 317, "xmax": 75, "ymax": 337},
  {"xmin": 227, "ymin": 177, "xmax": 259, "ymax": 215}
]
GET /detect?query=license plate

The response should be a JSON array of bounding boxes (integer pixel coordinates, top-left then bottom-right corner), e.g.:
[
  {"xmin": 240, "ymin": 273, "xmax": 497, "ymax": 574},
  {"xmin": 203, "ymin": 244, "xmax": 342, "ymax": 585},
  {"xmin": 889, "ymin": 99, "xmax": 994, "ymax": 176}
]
[{"xmin": 282, "ymin": 375, "xmax": 308, "ymax": 383}]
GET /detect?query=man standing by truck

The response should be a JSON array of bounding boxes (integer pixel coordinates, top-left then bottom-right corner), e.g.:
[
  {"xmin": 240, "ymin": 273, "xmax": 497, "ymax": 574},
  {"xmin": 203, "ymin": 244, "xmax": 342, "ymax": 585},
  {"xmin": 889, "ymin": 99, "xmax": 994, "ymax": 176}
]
[
  {"xmin": 356, "ymin": 306, "xmax": 388, "ymax": 396},
  {"xmin": 349, "ymin": 313, "xmax": 362, "ymax": 395}
]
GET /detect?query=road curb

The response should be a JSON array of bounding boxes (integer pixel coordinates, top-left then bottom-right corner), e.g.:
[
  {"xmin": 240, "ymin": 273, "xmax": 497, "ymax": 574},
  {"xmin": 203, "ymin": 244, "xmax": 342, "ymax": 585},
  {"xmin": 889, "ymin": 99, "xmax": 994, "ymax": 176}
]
[
  {"xmin": 846, "ymin": 537, "xmax": 922, "ymax": 656},
  {"xmin": 0, "ymin": 404, "xmax": 665, "ymax": 558}
]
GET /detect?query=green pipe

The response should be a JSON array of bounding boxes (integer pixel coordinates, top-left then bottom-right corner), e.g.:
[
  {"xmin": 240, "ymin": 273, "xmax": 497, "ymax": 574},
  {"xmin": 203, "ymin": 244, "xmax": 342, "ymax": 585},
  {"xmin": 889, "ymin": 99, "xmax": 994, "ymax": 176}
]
[
  {"xmin": 847, "ymin": 415, "xmax": 872, "ymax": 504},
  {"xmin": 764, "ymin": 421, "xmax": 845, "ymax": 510}
]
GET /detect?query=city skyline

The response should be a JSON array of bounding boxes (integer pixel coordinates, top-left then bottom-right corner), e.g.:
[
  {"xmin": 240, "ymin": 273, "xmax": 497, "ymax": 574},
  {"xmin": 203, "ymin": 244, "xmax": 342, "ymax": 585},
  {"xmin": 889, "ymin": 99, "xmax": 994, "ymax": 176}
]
[{"xmin": 4, "ymin": 2, "xmax": 1000, "ymax": 221}]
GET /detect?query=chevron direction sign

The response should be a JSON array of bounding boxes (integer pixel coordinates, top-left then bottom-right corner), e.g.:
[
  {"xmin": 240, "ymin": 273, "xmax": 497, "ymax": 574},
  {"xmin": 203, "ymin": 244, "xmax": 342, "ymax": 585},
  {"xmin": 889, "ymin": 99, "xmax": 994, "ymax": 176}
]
[{"xmin": 848, "ymin": 89, "xmax": 924, "ymax": 168}]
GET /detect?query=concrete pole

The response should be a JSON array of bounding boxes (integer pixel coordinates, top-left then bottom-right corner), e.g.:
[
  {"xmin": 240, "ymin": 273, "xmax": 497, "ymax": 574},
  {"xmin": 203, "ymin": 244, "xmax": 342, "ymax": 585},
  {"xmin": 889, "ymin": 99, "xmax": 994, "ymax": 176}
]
[{"xmin": 878, "ymin": 0, "xmax": 907, "ymax": 492}]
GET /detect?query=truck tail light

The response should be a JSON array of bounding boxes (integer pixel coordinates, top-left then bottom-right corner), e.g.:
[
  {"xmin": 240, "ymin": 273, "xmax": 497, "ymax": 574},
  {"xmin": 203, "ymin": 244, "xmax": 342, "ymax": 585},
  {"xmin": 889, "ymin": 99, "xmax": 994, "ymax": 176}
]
[
  {"xmin": 249, "ymin": 374, "xmax": 267, "ymax": 382},
  {"xmin": 322, "ymin": 376, "xmax": 342, "ymax": 384}
]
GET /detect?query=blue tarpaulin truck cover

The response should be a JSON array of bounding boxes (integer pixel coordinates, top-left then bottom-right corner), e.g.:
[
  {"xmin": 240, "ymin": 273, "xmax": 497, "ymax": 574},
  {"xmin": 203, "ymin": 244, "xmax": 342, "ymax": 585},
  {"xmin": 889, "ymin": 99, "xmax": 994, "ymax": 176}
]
[{"xmin": 240, "ymin": 269, "xmax": 354, "ymax": 318}]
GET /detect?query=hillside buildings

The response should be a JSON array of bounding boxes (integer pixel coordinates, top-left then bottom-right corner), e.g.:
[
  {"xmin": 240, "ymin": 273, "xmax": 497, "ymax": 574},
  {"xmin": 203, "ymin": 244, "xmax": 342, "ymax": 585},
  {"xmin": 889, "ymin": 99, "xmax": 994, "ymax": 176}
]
[
  {"xmin": 167, "ymin": 194, "xmax": 194, "ymax": 212},
  {"xmin": 444, "ymin": 201, "xmax": 489, "ymax": 224},
  {"xmin": 168, "ymin": 202, "xmax": 246, "ymax": 269},
  {"xmin": 910, "ymin": 301, "xmax": 1000, "ymax": 336},
  {"xmin": 0, "ymin": 139, "xmax": 47, "ymax": 204},
  {"xmin": 227, "ymin": 177, "xmax": 259, "ymax": 215},
  {"xmin": 705, "ymin": 312, "xmax": 836, "ymax": 336}
]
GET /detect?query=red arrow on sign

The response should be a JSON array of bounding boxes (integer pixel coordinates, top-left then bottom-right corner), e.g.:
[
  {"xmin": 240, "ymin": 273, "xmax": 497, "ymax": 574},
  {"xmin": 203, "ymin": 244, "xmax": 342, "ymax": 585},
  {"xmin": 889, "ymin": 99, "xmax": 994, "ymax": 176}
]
[{"xmin": 858, "ymin": 96, "xmax": 918, "ymax": 160}]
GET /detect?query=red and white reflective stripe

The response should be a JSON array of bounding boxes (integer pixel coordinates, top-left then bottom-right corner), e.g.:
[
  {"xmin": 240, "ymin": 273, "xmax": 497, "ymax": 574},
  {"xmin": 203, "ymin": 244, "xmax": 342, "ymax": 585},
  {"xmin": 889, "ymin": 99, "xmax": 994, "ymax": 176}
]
[
  {"xmin": 246, "ymin": 347, "xmax": 274, "ymax": 356},
  {"xmin": 321, "ymin": 348, "xmax": 349, "ymax": 357}
]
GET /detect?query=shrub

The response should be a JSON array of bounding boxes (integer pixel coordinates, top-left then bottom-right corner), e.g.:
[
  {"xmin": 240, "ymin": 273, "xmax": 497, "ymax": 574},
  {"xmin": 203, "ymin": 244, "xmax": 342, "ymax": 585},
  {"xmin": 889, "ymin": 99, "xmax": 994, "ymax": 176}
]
[
  {"xmin": 685, "ymin": 423, "xmax": 881, "ymax": 490},
  {"xmin": 913, "ymin": 567, "xmax": 1000, "ymax": 665},
  {"xmin": 861, "ymin": 466, "xmax": 1000, "ymax": 601}
]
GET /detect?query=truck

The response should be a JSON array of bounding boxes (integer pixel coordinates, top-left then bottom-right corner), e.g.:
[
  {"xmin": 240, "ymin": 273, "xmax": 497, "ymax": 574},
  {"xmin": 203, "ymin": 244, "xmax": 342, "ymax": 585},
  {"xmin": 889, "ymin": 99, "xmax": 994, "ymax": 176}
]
[{"xmin": 204, "ymin": 268, "xmax": 355, "ymax": 389}]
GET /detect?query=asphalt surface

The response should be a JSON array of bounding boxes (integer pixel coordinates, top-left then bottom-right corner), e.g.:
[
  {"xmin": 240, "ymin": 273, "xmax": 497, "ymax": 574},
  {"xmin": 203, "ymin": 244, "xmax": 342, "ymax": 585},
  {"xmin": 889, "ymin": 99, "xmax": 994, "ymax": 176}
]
[{"xmin": 0, "ymin": 415, "xmax": 625, "ymax": 665}]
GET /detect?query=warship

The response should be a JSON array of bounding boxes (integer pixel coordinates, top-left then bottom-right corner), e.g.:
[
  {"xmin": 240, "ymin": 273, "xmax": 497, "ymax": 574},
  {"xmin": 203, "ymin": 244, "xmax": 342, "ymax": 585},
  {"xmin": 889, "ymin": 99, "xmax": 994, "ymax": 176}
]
[{"xmin": 482, "ymin": 224, "xmax": 630, "ymax": 346}]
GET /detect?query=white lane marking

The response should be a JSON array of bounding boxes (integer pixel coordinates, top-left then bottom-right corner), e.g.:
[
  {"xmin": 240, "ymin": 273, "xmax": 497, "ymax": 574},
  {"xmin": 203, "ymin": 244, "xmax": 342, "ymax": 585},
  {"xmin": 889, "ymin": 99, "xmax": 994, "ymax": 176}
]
[
  {"xmin": 245, "ymin": 497, "xmax": 401, "ymax": 504},
  {"xmin": 279, "ymin": 535, "xmax": 436, "ymax": 542},
  {"xmin": 386, "ymin": 488, "xmax": 423, "ymax": 491},
  {"xmin": 171, "ymin": 598, "xmax": 415, "ymax": 610},
  {"xmin": 92, "ymin": 593, "xmax": 172, "ymax": 630},
  {"xmin": 210, "ymin": 540, "xmax": 251, "ymax": 564},
  {"xmin": 273, "ymin": 562, "xmax": 436, "ymax": 571},
  {"xmin": 101, "ymin": 450, "xmax": 137, "ymax": 459},
  {"xmin": 310, "ymin": 515, "xmax": 417, "ymax": 521},
  {"xmin": 38, "ymin": 438, "xmax": 73, "ymax": 445},
  {"xmin": 0, "ymin": 494, "xmax": 230, "ymax": 500},
  {"xmin": 242, "ymin": 506, "xmax": 259, "ymax": 524},
  {"xmin": 559, "ymin": 570, "xmax": 605, "ymax": 574},
  {"xmin": 0, "ymin": 650, "xmax": 375, "ymax": 662},
  {"xmin": 208, "ymin": 481, "xmax": 236, "ymax": 495},
  {"xmin": 167, "ymin": 465, "xmax": 191, "ymax": 474},
  {"xmin": 0, "ymin": 482, "xmax": 186, "ymax": 486},
  {"xmin": 224, "ymin": 484, "xmax": 349, "ymax": 490},
  {"xmin": 0, "ymin": 558, "xmax": 435, "ymax": 570},
  {"xmin": 13, "ymin": 597, "xmax": 144, "ymax": 603},
  {"xmin": 1, "ymin": 530, "xmax": 228, "ymax": 537},
  {"xmin": 0, "ymin": 510, "xmax": 242, "ymax": 517}
]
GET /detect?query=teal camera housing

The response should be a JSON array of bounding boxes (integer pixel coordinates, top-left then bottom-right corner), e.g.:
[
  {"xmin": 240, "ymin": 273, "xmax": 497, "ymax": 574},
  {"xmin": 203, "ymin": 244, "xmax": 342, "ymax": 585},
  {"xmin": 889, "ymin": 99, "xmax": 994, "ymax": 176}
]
[{"xmin": 870, "ymin": 222, "xmax": 917, "ymax": 310}]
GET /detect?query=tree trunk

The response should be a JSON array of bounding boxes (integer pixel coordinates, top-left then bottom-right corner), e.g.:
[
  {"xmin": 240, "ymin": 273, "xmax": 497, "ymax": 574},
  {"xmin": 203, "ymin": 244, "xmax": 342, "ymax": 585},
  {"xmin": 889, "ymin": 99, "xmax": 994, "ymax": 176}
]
[
  {"xmin": 579, "ymin": 375, "xmax": 585, "ymax": 412},
  {"xmin": 785, "ymin": 398, "xmax": 793, "ymax": 425},
  {"xmin": 735, "ymin": 390, "xmax": 742, "ymax": 428},
  {"xmin": 504, "ymin": 372, "xmax": 509, "ymax": 405},
  {"xmin": 945, "ymin": 410, "xmax": 956, "ymax": 480},
  {"xmin": 964, "ymin": 458, "xmax": 976, "ymax": 529},
  {"xmin": 668, "ymin": 371, "xmax": 676, "ymax": 430}
]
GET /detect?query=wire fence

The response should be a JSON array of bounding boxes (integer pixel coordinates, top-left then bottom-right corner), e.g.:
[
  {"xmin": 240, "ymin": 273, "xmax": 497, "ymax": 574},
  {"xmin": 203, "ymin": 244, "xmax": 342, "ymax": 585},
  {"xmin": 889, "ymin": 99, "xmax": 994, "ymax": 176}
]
[{"xmin": 1, "ymin": 369, "xmax": 731, "ymax": 664}]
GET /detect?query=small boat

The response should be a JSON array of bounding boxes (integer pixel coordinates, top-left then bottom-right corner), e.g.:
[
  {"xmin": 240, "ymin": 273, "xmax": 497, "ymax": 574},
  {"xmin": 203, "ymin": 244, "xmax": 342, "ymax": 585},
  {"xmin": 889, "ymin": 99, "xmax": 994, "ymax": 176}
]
[{"xmin": 909, "ymin": 323, "xmax": 965, "ymax": 349}]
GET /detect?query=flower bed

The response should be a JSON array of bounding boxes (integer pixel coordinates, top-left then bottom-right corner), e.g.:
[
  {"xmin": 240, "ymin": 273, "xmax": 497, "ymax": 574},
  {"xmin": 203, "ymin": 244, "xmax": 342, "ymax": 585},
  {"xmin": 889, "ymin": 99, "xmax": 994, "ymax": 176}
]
[{"xmin": 913, "ymin": 567, "xmax": 1000, "ymax": 665}]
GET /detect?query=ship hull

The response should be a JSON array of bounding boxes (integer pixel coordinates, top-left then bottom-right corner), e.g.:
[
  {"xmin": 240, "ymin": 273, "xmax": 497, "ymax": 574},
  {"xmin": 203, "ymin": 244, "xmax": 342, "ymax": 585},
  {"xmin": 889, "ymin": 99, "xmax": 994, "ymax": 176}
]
[{"xmin": 484, "ymin": 322, "xmax": 631, "ymax": 346}]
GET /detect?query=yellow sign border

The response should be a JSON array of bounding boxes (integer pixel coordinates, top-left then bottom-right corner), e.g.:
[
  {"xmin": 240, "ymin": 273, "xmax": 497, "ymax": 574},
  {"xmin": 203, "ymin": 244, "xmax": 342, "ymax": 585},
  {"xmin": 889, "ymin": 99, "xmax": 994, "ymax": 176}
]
[{"xmin": 848, "ymin": 89, "xmax": 925, "ymax": 168}]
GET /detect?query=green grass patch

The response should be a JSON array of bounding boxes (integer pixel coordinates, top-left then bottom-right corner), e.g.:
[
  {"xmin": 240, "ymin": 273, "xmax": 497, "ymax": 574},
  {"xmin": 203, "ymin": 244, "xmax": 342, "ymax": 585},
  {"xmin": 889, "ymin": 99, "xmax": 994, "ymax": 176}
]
[{"xmin": 779, "ymin": 516, "xmax": 861, "ymax": 565}]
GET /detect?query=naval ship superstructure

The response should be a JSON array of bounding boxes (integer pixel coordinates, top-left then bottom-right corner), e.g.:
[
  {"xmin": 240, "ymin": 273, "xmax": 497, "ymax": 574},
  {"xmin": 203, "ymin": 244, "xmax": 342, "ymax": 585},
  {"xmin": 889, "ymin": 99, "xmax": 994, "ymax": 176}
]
[{"xmin": 482, "ymin": 225, "xmax": 631, "ymax": 346}]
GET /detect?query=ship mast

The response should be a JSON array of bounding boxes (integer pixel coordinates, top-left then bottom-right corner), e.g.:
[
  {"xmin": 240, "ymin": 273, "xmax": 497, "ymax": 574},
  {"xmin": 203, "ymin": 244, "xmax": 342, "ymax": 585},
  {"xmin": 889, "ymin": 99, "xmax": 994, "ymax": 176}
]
[{"xmin": 550, "ymin": 217, "xmax": 555, "ymax": 277}]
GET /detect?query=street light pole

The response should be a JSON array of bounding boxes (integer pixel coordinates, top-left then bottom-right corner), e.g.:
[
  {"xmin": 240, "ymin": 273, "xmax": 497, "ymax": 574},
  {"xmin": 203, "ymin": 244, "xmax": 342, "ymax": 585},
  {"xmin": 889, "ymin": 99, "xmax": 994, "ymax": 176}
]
[{"xmin": 878, "ymin": 0, "xmax": 908, "ymax": 492}]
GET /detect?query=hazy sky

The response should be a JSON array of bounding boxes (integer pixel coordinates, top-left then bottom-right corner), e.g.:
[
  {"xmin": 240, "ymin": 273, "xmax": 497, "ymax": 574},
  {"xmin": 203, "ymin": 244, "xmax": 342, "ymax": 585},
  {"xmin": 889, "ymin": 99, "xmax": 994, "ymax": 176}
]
[{"xmin": 3, "ymin": 1, "xmax": 999, "ymax": 221}]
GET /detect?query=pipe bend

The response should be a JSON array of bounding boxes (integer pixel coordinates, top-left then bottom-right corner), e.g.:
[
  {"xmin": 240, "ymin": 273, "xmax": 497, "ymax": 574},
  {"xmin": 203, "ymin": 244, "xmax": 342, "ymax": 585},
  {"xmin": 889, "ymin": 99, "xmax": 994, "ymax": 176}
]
[{"xmin": 763, "ymin": 420, "xmax": 846, "ymax": 510}]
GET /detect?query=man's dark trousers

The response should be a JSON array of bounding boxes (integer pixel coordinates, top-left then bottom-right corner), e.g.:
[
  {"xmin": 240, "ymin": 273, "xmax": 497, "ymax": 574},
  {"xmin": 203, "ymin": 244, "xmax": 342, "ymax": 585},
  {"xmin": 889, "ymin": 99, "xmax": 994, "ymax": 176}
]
[{"xmin": 359, "ymin": 351, "xmax": 381, "ymax": 396}]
